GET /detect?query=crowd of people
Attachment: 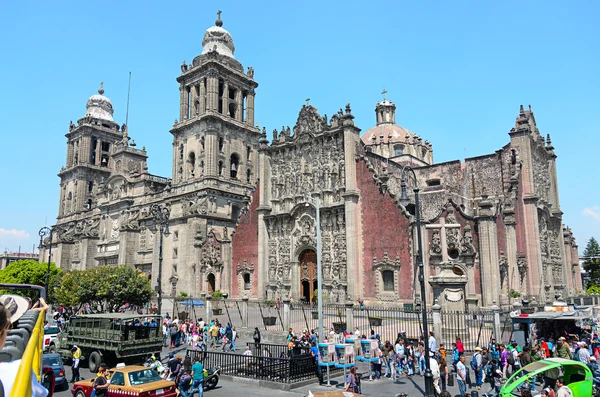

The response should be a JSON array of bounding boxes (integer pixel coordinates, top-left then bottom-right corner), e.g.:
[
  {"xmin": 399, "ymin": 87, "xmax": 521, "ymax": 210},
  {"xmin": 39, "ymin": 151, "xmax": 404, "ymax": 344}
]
[{"xmin": 161, "ymin": 315, "xmax": 243, "ymax": 353}]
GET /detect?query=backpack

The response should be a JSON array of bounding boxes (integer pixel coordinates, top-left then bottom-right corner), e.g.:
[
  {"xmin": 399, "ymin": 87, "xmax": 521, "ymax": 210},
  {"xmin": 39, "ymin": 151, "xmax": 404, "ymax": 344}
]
[
  {"xmin": 485, "ymin": 363, "xmax": 493, "ymax": 377},
  {"xmin": 507, "ymin": 352, "xmax": 515, "ymax": 365},
  {"xmin": 470, "ymin": 354, "xmax": 479, "ymax": 370}
]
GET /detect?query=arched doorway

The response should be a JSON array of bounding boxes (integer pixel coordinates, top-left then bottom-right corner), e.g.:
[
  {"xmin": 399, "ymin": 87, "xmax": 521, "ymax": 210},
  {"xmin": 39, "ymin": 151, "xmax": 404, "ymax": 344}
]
[
  {"xmin": 207, "ymin": 273, "xmax": 216, "ymax": 294},
  {"xmin": 299, "ymin": 250, "xmax": 318, "ymax": 303}
]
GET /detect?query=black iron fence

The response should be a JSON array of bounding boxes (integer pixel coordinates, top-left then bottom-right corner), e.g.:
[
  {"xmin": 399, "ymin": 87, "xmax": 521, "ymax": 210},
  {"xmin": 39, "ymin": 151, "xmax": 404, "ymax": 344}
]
[
  {"xmin": 440, "ymin": 310, "xmax": 494, "ymax": 351},
  {"xmin": 186, "ymin": 348, "xmax": 325, "ymax": 384},
  {"xmin": 353, "ymin": 305, "xmax": 432, "ymax": 344},
  {"xmin": 248, "ymin": 342, "xmax": 311, "ymax": 358}
]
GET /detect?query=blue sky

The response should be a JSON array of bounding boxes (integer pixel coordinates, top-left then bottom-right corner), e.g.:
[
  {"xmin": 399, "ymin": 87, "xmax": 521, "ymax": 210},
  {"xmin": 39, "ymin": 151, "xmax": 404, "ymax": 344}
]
[{"xmin": 0, "ymin": 1, "xmax": 598, "ymax": 254}]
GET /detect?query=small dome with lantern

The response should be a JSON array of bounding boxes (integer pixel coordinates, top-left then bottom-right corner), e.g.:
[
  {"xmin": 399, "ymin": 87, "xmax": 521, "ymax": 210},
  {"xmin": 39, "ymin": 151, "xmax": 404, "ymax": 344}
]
[
  {"xmin": 361, "ymin": 93, "xmax": 433, "ymax": 165},
  {"xmin": 201, "ymin": 11, "xmax": 235, "ymax": 58},
  {"xmin": 85, "ymin": 82, "xmax": 115, "ymax": 122}
]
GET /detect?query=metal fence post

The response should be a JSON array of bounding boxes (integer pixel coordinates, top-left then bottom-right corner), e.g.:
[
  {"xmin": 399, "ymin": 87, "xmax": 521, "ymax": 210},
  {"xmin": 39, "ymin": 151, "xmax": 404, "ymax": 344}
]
[
  {"xmin": 206, "ymin": 296, "xmax": 213, "ymax": 325},
  {"xmin": 283, "ymin": 298, "xmax": 291, "ymax": 331},
  {"xmin": 242, "ymin": 297, "xmax": 249, "ymax": 328},
  {"xmin": 345, "ymin": 301, "xmax": 354, "ymax": 333},
  {"xmin": 491, "ymin": 302, "xmax": 501, "ymax": 342},
  {"xmin": 580, "ymin": 296, "xmax": 585, "ymax": 306},
  {"xmin": 432, "ymin": 300, "xmax": 442, "ymax": 345}
]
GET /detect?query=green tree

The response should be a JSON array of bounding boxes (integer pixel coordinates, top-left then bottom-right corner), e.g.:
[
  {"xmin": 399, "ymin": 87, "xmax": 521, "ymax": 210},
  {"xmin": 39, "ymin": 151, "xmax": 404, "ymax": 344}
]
[
  {"xmin": 583, "ymin": 237, "xmax": 600, "ymax": 289},
  {"xmin": 54, "ymin": 265, "xmax": 152, "ymax": 311},
  {"xmin": 0, "ymin": 259, "xmax": 62, "ymax": 301}
]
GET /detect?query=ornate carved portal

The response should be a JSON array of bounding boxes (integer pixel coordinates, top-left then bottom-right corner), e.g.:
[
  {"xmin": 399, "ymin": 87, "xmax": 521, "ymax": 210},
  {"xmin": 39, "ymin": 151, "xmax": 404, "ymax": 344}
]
[{"xmin": 299, "ymin": 250, "xmax": 318, "ymax": 303}]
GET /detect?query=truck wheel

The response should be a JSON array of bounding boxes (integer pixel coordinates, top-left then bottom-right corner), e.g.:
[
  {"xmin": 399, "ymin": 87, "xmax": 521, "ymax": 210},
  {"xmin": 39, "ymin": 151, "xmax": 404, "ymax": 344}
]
[
  {"xmin": 89, "ymin": 351, "xmax": 102, "ymax": 373},
  {"xmin": 48, "ymin": 344, "xmax": 57, "ymax": 354}
]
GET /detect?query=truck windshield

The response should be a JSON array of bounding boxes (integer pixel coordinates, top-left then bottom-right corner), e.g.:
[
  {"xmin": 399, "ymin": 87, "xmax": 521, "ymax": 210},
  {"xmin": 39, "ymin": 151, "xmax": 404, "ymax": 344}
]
[{"xmin": 128, "ymin": 369, "xmax": 163, "ymax": 385}]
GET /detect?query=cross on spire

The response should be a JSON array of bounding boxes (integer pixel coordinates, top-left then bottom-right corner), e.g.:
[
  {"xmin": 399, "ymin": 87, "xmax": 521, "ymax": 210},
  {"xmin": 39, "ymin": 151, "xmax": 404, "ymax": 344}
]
[
  {"xmin": 382, "ymin": 89, "xmax": 387, "ymax": 101},
  {"xmin": 305, "ymin": 98, "xmax": 310, "ymax": 106},
  {"xmin": 217, "ymin": 10, "xmax": 222, "ymax": 19}
]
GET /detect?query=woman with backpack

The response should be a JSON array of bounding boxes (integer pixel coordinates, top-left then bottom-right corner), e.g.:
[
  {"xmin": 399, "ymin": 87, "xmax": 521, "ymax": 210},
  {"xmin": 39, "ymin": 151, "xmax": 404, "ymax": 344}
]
[{"xmin": 177, "ymin": 357, "xmax": 193, "ymax": 397}]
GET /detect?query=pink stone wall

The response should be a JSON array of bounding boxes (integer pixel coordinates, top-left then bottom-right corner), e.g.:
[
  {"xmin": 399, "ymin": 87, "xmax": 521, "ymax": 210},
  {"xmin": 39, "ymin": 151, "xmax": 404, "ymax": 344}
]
[
  {"xmin": 231, "ymin": 186, "xmax": 260, "ymax": 297},
  {"xmin": 356, "ymin": 160, "xmax": 413, "ymax": 299}
]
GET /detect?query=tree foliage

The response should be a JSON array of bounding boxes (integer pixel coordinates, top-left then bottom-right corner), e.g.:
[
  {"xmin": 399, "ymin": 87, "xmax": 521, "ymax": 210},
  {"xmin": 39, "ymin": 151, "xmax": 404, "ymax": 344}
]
[
  {"xmin": 583, "ymin": 237, "xmax": 600, "ymax": 287},
  {"xmin": 54, "ymin": 265, "xmax": 152, "ymax": 311},
  {"xmin": 0, "ymin": 259, "xmax": 62, "ymax": 301}
]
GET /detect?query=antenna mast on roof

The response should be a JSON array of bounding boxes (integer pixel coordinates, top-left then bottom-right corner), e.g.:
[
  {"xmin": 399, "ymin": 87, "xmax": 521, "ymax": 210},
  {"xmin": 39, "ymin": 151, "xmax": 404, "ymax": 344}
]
[{"xmin": 125, "ymin": 71, "xmax": 132, "ymax": 127}]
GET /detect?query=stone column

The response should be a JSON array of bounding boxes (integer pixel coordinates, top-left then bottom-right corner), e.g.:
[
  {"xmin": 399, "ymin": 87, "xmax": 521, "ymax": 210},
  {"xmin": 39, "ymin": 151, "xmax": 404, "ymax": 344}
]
[
  {"xmin": 67, "ymin": 142, "xmax": 74, "ymax": 167},
  {"xmin": 432, "ymin": 300, "xmax": 442, "ymax": 343},
  {"xmin": 205, "ymin": 132, "xmax": 218, "ymax": 177},
  {"xmin": 246, "ymin": 90, "xmax": 255, "ymax": 126},
  {"xmin": 504, "ymin": 207, "xmax": 519, "ymax": 299},
  {"xmin": 345, "ymin": 301, "xmax": 354, "ymax": 333},
  {"xmin": 179, "ymin": 85, "xmax": 185, "ymax": 121},
  {"xmin": 491, "ymin": 303, "xmax": 501, "ymax": 342},
  {"xmin": 235, "ymin": 89, "xmax": 242, "ymax": 121},
  {"xmin": 257, "ymin": 145, "xmax": 271, "ymax": 299},
  {"xmin": 199, "ymin": 79, "xmax": 206, "ymax": 116},
  {"xmin": 343, "ymin": 123, "xmax": 361, "ymax": 300},
  {"xmin": 283, "ymin": 298, "xmax": 291, "ymax": 331},
  {"xmin": 221, "ymin": 82, "xmax": 228, "ymax": 115},
  {"xmin": 221, "ymin": 240, "xmax": 232, "ymax": 295},
  {"xmin": 183, "ymin": 86, "xmax": 189, "ymax": 120},
  {"xmin": 207, "ymin": 72, "xmax": 219, "ymax": 111},
  {"xmin": 476, "ymin": 196, "xmax": 501, "ymax": 307},
  {"xmin": 241, "ymin": 297, "xmax": 249, "ymax": 328},
  {"xmin": 190, "ymin": 84, "xmax": 197, "ymax": 118},
  {"xmin": 206, "ymin": 296, "xmax": 213, "ymax": 324}
]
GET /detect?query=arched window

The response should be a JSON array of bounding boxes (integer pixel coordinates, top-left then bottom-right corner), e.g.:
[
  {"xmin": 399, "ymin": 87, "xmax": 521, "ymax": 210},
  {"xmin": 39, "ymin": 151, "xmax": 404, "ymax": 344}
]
[
  {"xmin": 188, "ymin": 152, "xmax": 196, "ymax": 178},
  {"xmin": 218, "ymin": 137, "xmax": 224, "ymax": 152},
  {"xmin": 394, "ymin": 145, "xmax": 404, "ymax": 156},
  {"xmin": 243, "ymin": 273, "xmax": 251, "ymax": 290},
  {"xmin": 230, "ymin": 153, "xmax": 239, "ymax": 179},
  {"xmin": 382, "ymin": 270, "xmax": 394, "ymax": 291},
  {"xmin": 218, "ymin": 161, "xmax": 223, "ymax": 176}
]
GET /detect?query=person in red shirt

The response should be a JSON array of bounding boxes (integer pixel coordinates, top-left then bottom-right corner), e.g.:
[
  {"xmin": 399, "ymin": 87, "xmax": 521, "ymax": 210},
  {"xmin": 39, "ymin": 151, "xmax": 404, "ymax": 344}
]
[
  {"xmin": 456, "ymin": 336, "xmax": 464, "ymax": 354},
  {"xmin": 540, "ymin": 338, "xmax": 550, "ymax": 358}
]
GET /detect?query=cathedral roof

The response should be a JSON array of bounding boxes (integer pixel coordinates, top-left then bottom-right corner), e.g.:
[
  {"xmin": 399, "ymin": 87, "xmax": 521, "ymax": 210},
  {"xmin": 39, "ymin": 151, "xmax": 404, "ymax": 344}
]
[
  {"xmin": 361, "ymin": 124, "xmax": 417, "ymax": 146},
  {"xmin": 85, "ymin": 82, "xmax": 114, "ymax": 122},
  {"xmin": 201, "ymin": 12, "xmax": 235, "ymax": 58}
]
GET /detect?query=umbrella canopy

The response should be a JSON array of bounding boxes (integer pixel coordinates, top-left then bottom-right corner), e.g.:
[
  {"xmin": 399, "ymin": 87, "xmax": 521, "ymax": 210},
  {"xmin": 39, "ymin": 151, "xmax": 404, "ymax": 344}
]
[{"xmin": 181, "ymin": 299, "xmax": 205, "ymax": 307}]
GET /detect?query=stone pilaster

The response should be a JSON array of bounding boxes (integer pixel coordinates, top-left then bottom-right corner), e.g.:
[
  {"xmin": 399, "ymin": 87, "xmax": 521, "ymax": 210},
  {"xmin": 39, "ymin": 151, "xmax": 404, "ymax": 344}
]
[
  {"xmin": 190, "ymin": 84, "xmax": 197, "ymax": 118},
  {"xmin": 504, "ymin": 207, "xmax": 519, "ymax": 297},
  {"xmin": 205, "ymin": 132, "xmax": 218, "ymax": 177},
  {"xmin": 246, "ymin": 90, "xmax": 255, "ymax": 126},
  {"xmin": 199, "ymin": 79, "xmax": 206, "ymax": 116},
  {"xmin": 476, "ymin": 196, "xmax": 501, "ymax": 307},
  {"xmin": 343, "ymin": 121, "xmax": 360, "ymax": 300},
  {"xmin": 222, "ymin": 82, "xmax": 228, "ymax": 115},
  {"xmin": 207, "ymin": 73, "xmax": 219, "ymax": 111},
  {"xmin": 179, "ymin": 85, "xmax": 185, "ymax": 121}
]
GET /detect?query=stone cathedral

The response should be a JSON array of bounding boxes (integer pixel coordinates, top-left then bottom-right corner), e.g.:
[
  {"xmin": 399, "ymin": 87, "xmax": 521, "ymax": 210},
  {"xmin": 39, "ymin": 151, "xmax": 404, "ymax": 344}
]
[{"xmin": 43, "ymin": 14, "xmax": 582, "ymax": 310}]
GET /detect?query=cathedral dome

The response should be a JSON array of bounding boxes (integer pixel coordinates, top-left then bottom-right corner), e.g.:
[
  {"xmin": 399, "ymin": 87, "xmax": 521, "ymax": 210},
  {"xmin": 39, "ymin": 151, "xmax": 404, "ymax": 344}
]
[
  {"xmin": 361, "ymin": 123, "xmax": 417, "ymax": 145},
  {"xmin": 201, "ymin": 12, "xmax": 235, "ymax": 58},
  {"xmin": 85, "ymin": 82, "xmax": 114, "ymax": 122}
]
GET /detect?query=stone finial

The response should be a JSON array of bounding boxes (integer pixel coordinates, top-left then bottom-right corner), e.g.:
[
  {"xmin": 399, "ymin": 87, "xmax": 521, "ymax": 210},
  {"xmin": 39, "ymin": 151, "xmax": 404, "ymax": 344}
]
[
  {"xmin": 98, "ymin": 82, "xmax": 105, "ymax": 95},
  {"xmin": 345, "ymin": 103, "xmax": 352, "ymax": 114},
  {"xmin": 546, "ymin": 134, "xmax": 552, "ymax": 146},
  {"xmin": 519, "ymin": 104, "xmax": 524, "ymax": 114}
]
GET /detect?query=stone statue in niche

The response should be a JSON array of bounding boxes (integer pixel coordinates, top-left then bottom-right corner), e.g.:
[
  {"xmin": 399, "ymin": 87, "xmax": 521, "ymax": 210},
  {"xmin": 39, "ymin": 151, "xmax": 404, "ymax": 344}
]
[
  {"xmin": 430, "ymin": 229, "xmax": 442, "ymax": 256},
  {"xmin": 499, "ymin": 252, "xmax": 508, "ymax": 290},
  {"xmin": 459, "ymin": 225, "xmax": 476, "ymax": 255},
  {"xmin": 446, "ymin": 208, "xmax": 458, "ymax": 224}
]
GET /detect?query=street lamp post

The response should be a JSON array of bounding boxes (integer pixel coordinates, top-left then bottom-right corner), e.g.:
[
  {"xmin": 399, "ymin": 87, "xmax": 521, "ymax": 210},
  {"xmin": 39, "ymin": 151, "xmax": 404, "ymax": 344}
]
[
  {"xmin": 38, "ymin": 226, "xmax": 54, "ymax": 295},
  {"xmin": 150, "ymin": 203, "xmax": 170, "ymax": 317},
  {"xmin": 305, "ymin": 196, "xmax": 323, "ymax": 343},
  {"xmin": 399, "ymin": 166, "xmax": 435, "ymax": 397}
]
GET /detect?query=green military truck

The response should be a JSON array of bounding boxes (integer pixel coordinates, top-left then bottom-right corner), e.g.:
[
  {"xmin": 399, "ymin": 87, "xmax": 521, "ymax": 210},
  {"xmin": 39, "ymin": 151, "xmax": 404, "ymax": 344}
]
[{"xmin": 48, "ymin": 313, "xmax": 163, "ymax": 373}]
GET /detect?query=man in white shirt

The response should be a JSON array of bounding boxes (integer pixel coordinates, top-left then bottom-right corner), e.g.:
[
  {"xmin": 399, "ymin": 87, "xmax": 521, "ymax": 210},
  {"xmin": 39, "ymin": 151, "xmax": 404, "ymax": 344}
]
[
  {"xmin": 428, "ymin": 331, "xmax": 437, "ymax": 354},
  {"xmin": 429, "ymin": 352, "xmax": 441, "ymax": 394},
  {"xmin": 456, "ymin": 355, "xmax": 468, "ymax": 397}
]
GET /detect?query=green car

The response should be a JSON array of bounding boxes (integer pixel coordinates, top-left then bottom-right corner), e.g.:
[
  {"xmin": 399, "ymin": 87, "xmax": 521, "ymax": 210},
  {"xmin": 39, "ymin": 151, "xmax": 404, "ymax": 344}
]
[{"xmin": 500, "ymin": 358, "xmax": 592, "ymax": 396}]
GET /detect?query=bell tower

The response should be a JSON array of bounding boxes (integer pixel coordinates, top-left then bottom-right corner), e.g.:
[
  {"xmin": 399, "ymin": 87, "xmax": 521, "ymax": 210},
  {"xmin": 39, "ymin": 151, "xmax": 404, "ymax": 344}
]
[
  {"xmin": 57, "ymin": 83, "xmax": 124, "ymax": 220},
  {"xmin": 170, "ymin": 11, "xmax": 260, "ymax": 188}
]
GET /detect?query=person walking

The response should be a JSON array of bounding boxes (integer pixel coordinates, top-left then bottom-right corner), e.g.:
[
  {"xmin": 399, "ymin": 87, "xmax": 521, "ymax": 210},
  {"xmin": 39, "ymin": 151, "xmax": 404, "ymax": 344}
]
[
  {"xmin": 190, "ymin": 356, "xmax": 204, "ymax": 397},
  {"xmin": 345, "ymin": 366, "xmax": 359, "ymax": 393},
  {"xmin": 177, "ymin": 357, "xmax": 192, "ymax": 397},
  {"xmin": 457, "ymin": 354, "xmax": 468, "ymax": 397},
  {"xmin": 310, "ymin": 342, "xmax": 323, "ymax": 383},
  {"xmin": 429, "ymin": 331, "xmax": 437, "ymax": 354},
  {"xmin": 429, "ymin": 352, "xmax": 441, "ymax": 395},
  {"xmin": 93, "ymin": 365, "xmax": 111, "ymax": 397},
  {"xmin": 70, "ymin": 345, "xmax": 82, "ymax": 382},
  {"xmin": 228, "ymin": 325, "xmax": 237, "ymax": 352},
  {"xmin": 438, "ymin": 355, "xmax": 448, "ymax": 391},
  {"xmin": 472, "ymin": 346, "xmax": 483, "ymax": 389},
  {"xmin": 253, "ymin": 327, "xmax": 261, "ymax": 345}
]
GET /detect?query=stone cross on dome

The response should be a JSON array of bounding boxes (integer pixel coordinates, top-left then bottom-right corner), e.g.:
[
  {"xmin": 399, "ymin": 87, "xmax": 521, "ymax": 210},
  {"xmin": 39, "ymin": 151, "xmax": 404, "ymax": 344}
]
[
  {"xmin": 216, "ymin": 10, "xmax": 223, "ymax": 26},
  {"xmin": 381, "ymin": 89, "xmax": 387, "ymax": 101},
  {"xmin": 98, "ymin": 81, "xmax": 104, "ymax": 95},
  {"xmin": 305, "ymin": 98, "xmax": 310, "ymax": 106}
]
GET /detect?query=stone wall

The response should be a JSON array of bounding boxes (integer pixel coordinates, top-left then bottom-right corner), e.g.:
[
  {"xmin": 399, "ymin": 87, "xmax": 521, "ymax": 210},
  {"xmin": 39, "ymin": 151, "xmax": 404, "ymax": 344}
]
[
  {"xmin": 231, "ymin": 186, "xmax": 260, "ymax": 297},
  {"xmin": 356, "ymin": 159, "xmax": 413, "ymax": 301}
]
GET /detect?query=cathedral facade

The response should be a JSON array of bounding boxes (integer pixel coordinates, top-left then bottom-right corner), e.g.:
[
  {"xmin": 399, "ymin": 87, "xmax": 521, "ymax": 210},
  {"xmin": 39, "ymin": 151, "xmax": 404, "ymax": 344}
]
[{"xmin": 43, "ymin": 15, "xmax": 582, "ymax": 310}]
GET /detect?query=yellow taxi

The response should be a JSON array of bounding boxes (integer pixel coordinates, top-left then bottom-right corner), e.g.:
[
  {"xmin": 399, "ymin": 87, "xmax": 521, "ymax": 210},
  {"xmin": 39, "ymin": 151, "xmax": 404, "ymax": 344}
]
[{"xmin": 71, "ymin": 365, "xmax": 177, "ymax": 397}]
